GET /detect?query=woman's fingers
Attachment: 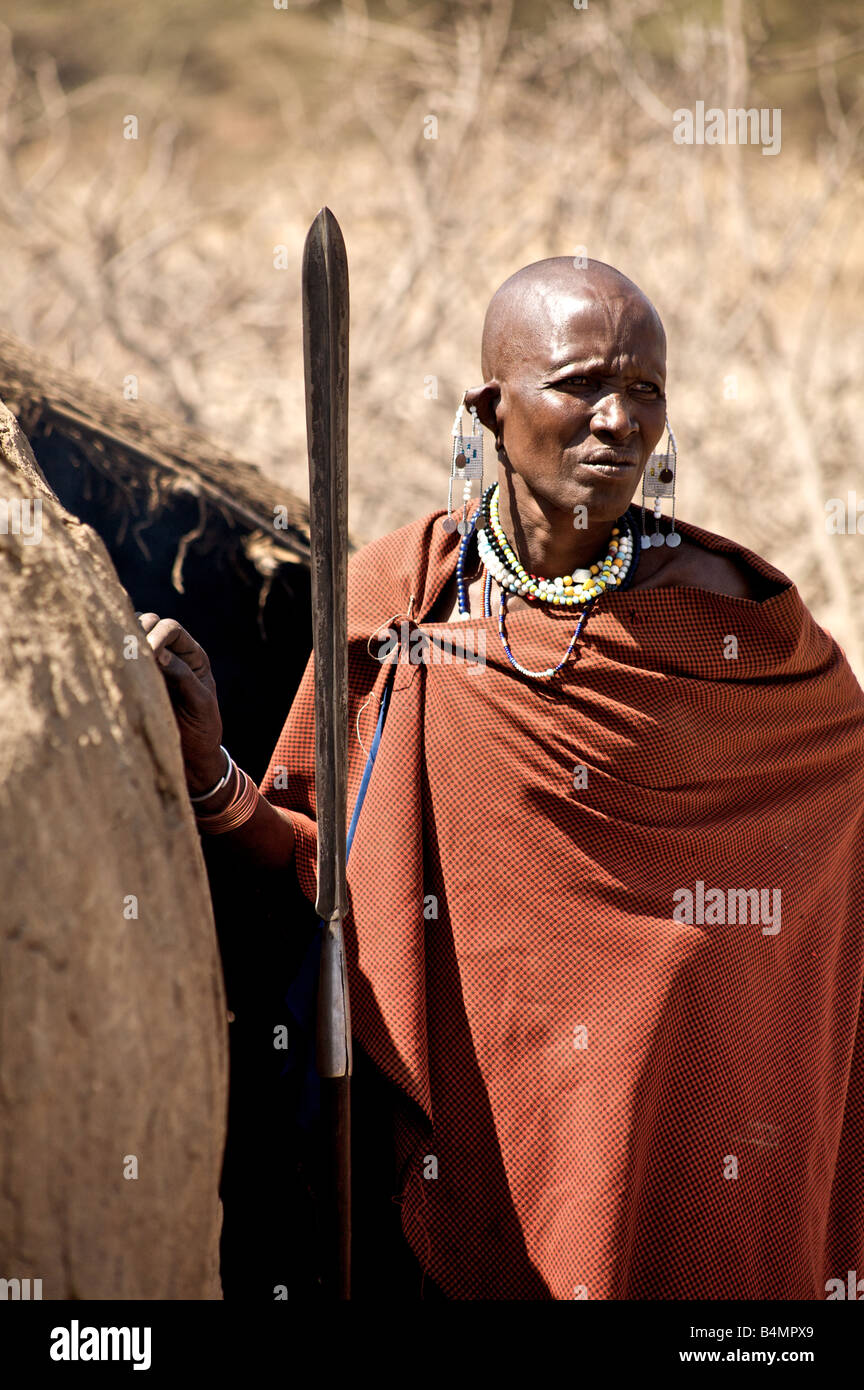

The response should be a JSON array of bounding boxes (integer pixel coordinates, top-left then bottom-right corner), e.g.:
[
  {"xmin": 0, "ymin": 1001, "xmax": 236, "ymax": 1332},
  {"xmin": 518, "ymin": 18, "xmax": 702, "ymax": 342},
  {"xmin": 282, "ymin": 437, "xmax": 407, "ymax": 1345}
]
[
  {"xmin": 137, "ymin": 614, "xmax": 215, "ymax": 689},
  {"xmin": 135, "ymin": 614, "xmax": 223, "ymax": 760}
]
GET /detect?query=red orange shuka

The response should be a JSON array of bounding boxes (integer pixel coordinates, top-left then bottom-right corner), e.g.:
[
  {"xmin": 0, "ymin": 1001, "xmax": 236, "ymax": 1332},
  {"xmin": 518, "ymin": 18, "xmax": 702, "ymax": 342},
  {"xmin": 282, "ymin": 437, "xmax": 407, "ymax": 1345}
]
[{"xmin": 260, "ymin": 508, "xmax": 864, "ymax": 1300}]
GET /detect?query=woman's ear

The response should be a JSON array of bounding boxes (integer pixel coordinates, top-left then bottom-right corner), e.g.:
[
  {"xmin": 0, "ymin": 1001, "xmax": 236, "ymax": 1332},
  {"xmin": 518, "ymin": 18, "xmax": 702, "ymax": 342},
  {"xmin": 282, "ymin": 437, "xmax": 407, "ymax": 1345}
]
[{"xmin": 464, "ymin": 380, "xmax": 501, "ymax": 435}]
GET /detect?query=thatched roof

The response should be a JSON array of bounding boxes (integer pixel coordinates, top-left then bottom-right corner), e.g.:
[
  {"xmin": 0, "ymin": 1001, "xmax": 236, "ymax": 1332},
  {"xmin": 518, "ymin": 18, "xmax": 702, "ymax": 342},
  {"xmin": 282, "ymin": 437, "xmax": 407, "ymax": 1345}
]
[{"xmin": 0, "ymin": 328, "xmax": 320, "ymax": 580}]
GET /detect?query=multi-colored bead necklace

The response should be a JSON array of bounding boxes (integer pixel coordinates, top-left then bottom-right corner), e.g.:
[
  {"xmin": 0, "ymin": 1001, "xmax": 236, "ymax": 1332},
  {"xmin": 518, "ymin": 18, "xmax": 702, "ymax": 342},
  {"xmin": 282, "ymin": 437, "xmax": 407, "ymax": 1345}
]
[
  {"xmin": 453, "ymin": 484, "xmax": 640, "ymax": 681},
  {"xmin": 478, "ymin": 483, "xmax": 634, "ymax": 607}
]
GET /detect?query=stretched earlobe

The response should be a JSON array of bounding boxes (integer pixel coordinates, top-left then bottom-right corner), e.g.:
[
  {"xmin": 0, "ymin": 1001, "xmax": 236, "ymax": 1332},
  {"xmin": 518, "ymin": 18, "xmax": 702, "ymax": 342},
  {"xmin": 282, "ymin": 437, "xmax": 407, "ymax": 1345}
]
[{"xmin": 464, "ymin": 380, "xmax": 501, "ymax": 434}]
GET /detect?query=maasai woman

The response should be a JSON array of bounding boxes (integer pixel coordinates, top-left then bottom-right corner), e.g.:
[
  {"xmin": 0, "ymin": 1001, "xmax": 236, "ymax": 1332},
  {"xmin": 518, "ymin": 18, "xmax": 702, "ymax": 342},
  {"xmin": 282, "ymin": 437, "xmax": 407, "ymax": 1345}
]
[{"xmin": 143, "ymin": 257, "xmax": 864, "ymax": 1300}]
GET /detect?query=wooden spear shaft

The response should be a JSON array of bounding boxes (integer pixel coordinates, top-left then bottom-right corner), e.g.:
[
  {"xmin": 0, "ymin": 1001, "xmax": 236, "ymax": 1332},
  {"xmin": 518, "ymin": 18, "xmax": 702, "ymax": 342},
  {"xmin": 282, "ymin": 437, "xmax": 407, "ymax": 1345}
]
[{"xmin": 302, "ymin": 206, "xmax": 352, "ymax": 1300}]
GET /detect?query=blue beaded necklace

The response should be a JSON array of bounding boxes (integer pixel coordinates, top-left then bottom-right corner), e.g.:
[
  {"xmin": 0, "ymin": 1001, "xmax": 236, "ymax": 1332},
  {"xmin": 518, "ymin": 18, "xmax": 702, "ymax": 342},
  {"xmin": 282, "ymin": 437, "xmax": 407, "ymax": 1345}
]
[{"xmin": 454, "ymin": 490, "xmax": 641, "ymax": 681}]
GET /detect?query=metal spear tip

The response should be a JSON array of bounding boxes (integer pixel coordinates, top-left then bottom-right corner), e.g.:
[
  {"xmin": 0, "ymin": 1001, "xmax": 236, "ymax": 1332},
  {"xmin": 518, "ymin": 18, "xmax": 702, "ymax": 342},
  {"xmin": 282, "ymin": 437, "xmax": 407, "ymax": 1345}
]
[
  {"xmin": 303, "ymin": 208, "xmax": 347, "ymax": 275},
  {"xmin": 308, "ymin": 206, "xmax": 342, "ymax": 234}
]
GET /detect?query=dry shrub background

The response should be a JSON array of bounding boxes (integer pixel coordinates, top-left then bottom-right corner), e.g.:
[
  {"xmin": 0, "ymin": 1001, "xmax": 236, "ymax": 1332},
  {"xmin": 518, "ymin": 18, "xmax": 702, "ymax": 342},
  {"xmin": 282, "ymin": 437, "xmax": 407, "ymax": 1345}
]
[{"xmin": 1, "ymin": 0, "xmax": 862, "ymax": 674}]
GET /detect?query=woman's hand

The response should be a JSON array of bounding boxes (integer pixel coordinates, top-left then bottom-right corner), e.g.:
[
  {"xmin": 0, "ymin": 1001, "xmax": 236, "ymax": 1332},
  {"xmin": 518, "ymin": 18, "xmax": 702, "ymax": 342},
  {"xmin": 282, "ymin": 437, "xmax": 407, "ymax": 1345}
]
[
  {"xmin": 136, "ymin": 612, "xmax": 297, "ymax": 867},
  {"xmin": 136, "ymin": 613, "xmax": 226, "ymax": 796}
]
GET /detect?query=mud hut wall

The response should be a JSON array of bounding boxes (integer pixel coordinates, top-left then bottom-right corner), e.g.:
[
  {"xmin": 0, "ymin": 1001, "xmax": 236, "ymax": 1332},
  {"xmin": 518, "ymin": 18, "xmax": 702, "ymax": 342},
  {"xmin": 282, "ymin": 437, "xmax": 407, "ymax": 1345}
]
[{"xmin": 0, "ymin": 400, "xmax": 229, "ymax": 1299}]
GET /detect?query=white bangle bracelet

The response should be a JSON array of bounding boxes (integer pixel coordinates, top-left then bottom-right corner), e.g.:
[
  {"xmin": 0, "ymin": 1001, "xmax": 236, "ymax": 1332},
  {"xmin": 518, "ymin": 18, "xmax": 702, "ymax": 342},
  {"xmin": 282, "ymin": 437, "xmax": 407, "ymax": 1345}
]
[{"xmin": 188, "ymin": 746, "xmax": 234, "ymax": 803}]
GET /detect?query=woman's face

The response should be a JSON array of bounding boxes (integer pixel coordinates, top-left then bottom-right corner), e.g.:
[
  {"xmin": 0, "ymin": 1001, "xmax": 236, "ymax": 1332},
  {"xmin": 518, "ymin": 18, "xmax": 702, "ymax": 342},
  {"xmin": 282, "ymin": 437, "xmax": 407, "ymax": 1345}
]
[{"xmin": 474, "ymin": 289, "xmax": 668, "ymax": 526}]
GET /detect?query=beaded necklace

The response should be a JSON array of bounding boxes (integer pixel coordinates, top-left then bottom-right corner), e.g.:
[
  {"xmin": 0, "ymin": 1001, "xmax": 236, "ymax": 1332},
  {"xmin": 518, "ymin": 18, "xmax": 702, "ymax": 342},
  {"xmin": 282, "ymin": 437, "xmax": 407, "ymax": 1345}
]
[
  {"xmin": 454, "ymin": 484, "xmax": 640, "ymax": 680},
  {"xmin": 479, "ymin": 485, "xmax": 634, "ymax": 606}
]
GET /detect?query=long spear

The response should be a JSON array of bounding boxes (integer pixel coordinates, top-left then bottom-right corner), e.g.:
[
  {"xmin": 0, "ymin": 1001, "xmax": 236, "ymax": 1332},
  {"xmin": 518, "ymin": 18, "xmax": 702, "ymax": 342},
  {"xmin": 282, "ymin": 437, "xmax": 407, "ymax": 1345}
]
[{"xmin": 302, "ymin": 206, "xmax": 352, "ymax": 1300}]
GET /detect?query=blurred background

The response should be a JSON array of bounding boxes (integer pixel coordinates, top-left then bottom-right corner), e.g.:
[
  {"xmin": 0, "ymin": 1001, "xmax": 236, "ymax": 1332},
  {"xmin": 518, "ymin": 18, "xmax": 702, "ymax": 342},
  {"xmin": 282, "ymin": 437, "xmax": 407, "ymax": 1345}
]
[{"xmin": 1, "ymin": 0, "xmax": 862, "ymax": 674}]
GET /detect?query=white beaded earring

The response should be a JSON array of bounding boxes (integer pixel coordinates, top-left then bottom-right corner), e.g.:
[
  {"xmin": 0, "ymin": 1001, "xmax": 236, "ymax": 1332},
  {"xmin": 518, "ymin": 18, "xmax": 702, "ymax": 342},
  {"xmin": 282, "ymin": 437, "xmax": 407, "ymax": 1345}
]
[
  {"xmin": 442, "ymin": 392, "xmax": 484, "ymax": 535},
  {"xmin": 641, "ymin": 417, "xmax": 680, "ymax": 548}
]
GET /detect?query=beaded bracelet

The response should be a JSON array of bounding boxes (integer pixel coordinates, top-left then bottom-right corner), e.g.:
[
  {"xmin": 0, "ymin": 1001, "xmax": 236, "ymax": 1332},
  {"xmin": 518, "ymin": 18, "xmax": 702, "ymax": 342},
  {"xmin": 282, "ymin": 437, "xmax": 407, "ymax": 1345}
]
[{"xmin": 194, "ymin": 766, "xmax": 260, "ymax": 835}]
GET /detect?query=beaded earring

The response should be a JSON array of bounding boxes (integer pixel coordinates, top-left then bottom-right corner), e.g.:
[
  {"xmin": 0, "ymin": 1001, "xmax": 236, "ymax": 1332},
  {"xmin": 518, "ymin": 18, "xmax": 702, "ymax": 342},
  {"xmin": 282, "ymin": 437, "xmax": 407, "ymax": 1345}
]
[
  {"xmin": 640, "ymin": 417, "xmax": 680, "ymax": 548},
  {"xmin": 442, "ymin": 392, "xmax": 484, "ymax": 535}
]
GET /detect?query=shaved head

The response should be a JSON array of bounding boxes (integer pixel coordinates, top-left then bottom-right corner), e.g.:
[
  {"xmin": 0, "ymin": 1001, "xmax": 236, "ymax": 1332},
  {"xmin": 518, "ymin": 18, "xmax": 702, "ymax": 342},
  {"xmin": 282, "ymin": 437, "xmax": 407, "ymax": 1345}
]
[
  {"xmin": 465, "ymin": 253, "xmax": 668, "ymax": 535},
  {"xmin": 480, "ymin": 256, "xmax": 665, "ymax": 381}
]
